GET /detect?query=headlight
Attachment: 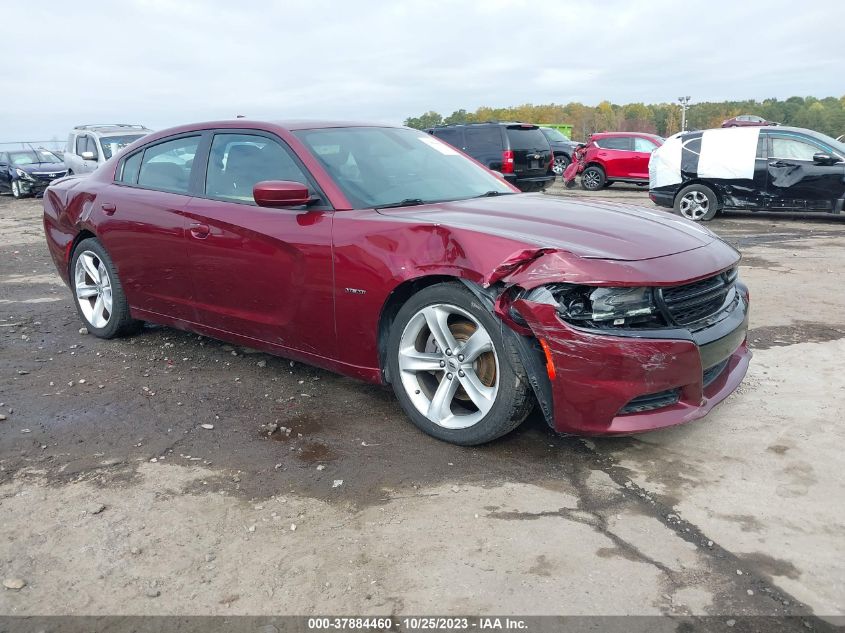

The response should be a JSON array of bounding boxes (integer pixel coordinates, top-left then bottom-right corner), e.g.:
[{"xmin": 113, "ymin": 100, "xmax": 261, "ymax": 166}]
[
  {"xmin": 14, "ymin": 168, "xmax": 34, "ymax": 181},
  {"xmin": 522, "ymin": 284, "xmax": 662, "ymax": 327}
]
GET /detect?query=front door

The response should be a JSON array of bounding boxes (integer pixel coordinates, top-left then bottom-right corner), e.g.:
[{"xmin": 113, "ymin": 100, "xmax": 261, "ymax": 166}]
[
  {"xmin": 766, "ymin": 132, "xmax": 845, "ymax": 211},
  {"xmin": 184, "ymin": 131, "xmax": 335, "ymax": 357},
  {"xmin": 632, "ymin": 137, "xmax": 659, "ymax": 180}
]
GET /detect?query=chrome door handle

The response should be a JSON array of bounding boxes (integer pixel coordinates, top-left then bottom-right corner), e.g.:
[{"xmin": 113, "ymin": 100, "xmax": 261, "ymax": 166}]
[{"xmin": 189, "ymin": 223, "xmax": 210, "ymax": 239}]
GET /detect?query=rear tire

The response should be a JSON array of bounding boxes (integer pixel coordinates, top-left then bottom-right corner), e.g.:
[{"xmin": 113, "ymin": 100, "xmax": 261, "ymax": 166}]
[
  {"xmin": 71, "ymin": 238, "xmax": 142, "ymax": 338},
  {"xmin": 581, "ymin": 166, "xmax": 606, "ymax": 191},
  {"xmin": 552, "ymin": 155, "xmax": 570, "ymax": 175},
  {"xmin": 674, "ymin": 183, "xmax": 719, "ymax": 222},
  {"xmin": 386, "ymin": 283, "xmax": 532, "ymax": 445}
]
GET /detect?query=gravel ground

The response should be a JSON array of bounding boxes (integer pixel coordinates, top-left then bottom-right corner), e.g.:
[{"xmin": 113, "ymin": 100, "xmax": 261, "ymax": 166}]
[{"xmin": 0, "ymin": 185, "xmax": 843, "ymax": 623}]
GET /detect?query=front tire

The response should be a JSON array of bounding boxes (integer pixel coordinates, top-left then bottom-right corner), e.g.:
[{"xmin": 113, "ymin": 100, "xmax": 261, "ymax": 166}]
[
  {"xmin": 11, "ymin": 180, "xmax": 26, "ymax": 199},
  {"xmin": 71, "ymin": 238, "xmax": 141, "ymax": 338},
  {"xmin": 581, "ymin": 166, "xmax": 606, "ymax": 191},
  {"xmin": 674, "ymin": 183, "xmax": 719, "ymax": 221},
  {"xmin": 386, "ymin": 283, "xmax": 532, "ymax": 445}
]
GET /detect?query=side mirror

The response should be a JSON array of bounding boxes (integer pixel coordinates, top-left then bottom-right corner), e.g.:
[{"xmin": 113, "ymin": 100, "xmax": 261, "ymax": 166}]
[
  {"xmin": 253, "ymin": 180, "xmax": 312, "ymax": 208},
  {"xmin": 81, "ymin": 151, "xmax": 98, "ymax": 161},
  {"xmin": 813, "ymin": 152, "xmax": 842, "ymax": 166}
]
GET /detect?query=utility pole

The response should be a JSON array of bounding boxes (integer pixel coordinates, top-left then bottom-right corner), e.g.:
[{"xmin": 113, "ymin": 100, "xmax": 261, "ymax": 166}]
[{"xmin": 678, "ymin": 96, "xmax": 691, "ymax": 132}]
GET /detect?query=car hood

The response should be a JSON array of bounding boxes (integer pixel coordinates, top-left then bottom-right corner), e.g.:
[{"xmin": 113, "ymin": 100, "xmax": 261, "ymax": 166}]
[
  {"xmin": 16, "ymin": 163, "xmax": 65, "ymax": 173},
  {"xmin": 377, "ymin": 194, "xmax": 718, "ymax": 262}
]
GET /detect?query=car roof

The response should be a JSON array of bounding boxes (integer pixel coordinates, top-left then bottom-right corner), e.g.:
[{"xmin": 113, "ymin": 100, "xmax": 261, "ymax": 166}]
[{"xmin": 74, "ymin": 124, "xmax": 151, "ymax": 135}]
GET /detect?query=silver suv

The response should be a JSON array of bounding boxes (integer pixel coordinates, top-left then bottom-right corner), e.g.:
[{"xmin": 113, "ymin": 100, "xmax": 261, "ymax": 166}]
[{"xmin": 65, "ymin": 124, "xmax": 152, "ymax": 175}]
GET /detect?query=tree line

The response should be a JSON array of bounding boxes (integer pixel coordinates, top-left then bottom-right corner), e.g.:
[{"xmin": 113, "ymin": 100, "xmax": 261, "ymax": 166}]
[{"xmin": 404, "ymin": 96, "xmax": 845, "ymax": 141}]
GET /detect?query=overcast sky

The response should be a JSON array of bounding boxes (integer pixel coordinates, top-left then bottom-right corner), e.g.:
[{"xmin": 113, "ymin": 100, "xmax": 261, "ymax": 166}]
[{"xmin": 2, "ymin": 0, "xmax": 842, "ymax": 142}]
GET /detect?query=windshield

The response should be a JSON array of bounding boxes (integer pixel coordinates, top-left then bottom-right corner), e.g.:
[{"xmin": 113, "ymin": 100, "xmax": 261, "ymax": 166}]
[
  {"xmin": 100, "ymin": 134, "xmax": 146, "ymax": 160},
  {"xmin": 541, "ymin": 127, "xmax": 570, "ymax": 142},
  {"xmin": 8, "ymin": 150, "xmax": 62, "ymax": 165},
  {"xmin": 294, "ymin": 127, "xmax": 513, "ymax": 208}
]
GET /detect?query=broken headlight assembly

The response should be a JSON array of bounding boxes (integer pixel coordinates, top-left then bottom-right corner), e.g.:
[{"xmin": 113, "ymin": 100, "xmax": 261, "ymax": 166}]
[
  {"xmin": 516, "ymin": 284, "xmax": 667, "ymax": 329},
  {"xmin": 14, "ymin": 168, "xmax": 35, "ymax": 182}
]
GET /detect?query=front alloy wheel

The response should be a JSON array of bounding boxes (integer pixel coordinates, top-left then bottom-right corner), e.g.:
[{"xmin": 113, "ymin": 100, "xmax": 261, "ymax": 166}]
[
  {"xmin": 11, "ymin": 180, "xmax": 24, "ymax": 199},
  {"xmin": 387, "ymin": 283, "xmax": 532, "ymax": 445},
  {"xmin": 398, "ymin": 304, "xmax": 499, "ymax": 429}
]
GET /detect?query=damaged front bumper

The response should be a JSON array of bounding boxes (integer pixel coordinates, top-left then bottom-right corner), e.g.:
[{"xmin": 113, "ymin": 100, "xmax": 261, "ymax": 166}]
[{"xmin": 510, "ymin": 290, "xmax": 751, "ymax": 436}]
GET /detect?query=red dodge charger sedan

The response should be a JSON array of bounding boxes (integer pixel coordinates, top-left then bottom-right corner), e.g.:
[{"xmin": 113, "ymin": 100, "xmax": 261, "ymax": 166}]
[{"xmin": 42, "ymin": 120, "xmax": 751, "ymax": 445}]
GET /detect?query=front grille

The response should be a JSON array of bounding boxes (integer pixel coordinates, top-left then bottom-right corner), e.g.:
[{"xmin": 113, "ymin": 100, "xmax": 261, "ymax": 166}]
[
  {"xmin": 619, "ymin": 388, "xmax": 681, "ymax": 415},
  {"xmin": 33, "ymin": 173, "xmax": 61, "ymax": 182},
  {"xmin": 659, "ymin": 269, "xmax": 736, "ymax": 326}
]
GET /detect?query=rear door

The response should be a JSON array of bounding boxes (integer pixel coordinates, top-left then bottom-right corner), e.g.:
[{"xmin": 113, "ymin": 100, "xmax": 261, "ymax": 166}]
[
  {"xmin": 505, "ymin": 124, "xmax": 551, "ymax": 178},
  {"xmin": 463, "ymin": 126, "xmax": 504, "ymax": 170},
  {"xmin": 429, "ymin": 127, "xmax": 464, "ymax": 152},
  {"xmin": 100, "ymin": 134, "xmax": 200, "ymax": 320},
  {"xmin": 594, "ymin": 136, "xmax": 634, "ymax": 178},
  {"xmin": 183, "ymin": 130, "xmax": 335, "ymax": 356},
  {"xmin": 766, "ymin": 132, "xmax": 845, "ymax": 211}
]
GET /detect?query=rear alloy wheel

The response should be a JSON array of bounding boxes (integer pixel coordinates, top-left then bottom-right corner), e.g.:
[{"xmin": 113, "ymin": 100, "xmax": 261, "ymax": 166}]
[
  {"xmin": 11, "ymin": 180, "xmax": 25, "ymax": 199},
  {"xmin": 580, "ymin": 166, "xmax": 605, "ymax": 191},
  {"xmin": 71, "ymin": 238, "xmax": 141, "ymax": 338},
  {"xmin": 387, "ymin": 283, "xmax": 532, "ymax": 445},
  {"xmin": 674, "ymin": 184, "xmax": 719, "ymax": 222},
  {"xmin": 552, "ymin": 155, "xmax": 569, "ymax": 175}
]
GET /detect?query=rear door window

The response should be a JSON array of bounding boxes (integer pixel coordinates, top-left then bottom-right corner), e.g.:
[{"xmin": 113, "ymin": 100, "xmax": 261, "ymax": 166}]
[
  {"xmin": 464, "ymin": 127, "xmax": 503, "ymax": 153},
  {"xmin": 137, "ymin": 136, "xmax": 200, "ymax": 194},
  {"xmin": 505, "ymin": 127, "xmax": 547, "ymax": 151},
  {"xmin": 431, "ymin": 128, "xmax": 463, "ymax": 149},
  {"xmin": 595, "ymin": 136, "xmax": 633, "ymax": 151}
]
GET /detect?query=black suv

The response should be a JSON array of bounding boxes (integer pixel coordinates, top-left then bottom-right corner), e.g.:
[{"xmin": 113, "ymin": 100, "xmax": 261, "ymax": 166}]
[
  {"xmin": 539, "ymin": 127, "xmax": 578, "ymax": 175},
  {"xmin": 426, "ymin": 122, "xmax": 554, "ymax": 191}
]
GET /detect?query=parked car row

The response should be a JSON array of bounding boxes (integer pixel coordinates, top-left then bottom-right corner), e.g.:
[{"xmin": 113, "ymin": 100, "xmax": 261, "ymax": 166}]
[{"xmin": 1, "ymin": 124, "xmax": 152, "ymax": 198}]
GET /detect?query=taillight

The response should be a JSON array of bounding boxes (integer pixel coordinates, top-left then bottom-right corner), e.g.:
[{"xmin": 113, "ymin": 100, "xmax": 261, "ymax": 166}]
[
  {"xmin": 502, "ymin": 150, "xmax": 514, "ymax": 174},
  {"xmin": 549, "ymin": 151, "xmax": 555, "ymax": 169}
]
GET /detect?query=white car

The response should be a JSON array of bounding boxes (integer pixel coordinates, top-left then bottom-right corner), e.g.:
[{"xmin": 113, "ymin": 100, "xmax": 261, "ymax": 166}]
[{"xmin": 65, "ymin": 124, "xmax": 151, "ymax": 175}]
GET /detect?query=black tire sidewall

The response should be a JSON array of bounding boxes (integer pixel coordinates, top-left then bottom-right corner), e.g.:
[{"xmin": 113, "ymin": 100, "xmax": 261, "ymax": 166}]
[
  {"xmin": 386, "ymin": 283, "xmax": 531, "ymax": 445},
  {"xmin": 581, "ymin": 166, "xmax": 605, "ymax": 191},
  {"xmin": 674, "ymin": 184, "xmax": 719, "ymax": 222},
  {"xmin": 70, "ymin": 238, "xmax": 136, "ymax": 338}
]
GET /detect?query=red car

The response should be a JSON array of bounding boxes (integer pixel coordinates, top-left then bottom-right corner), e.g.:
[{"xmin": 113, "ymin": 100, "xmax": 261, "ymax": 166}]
[
  {"xmin": 721, "ymin": 115, "xmax": 778, "ymax": 128},
  {"xmin": 565, "ymin": 132, "xmax": 663, "ymax": 191},
  {"xmin": 43, "ymin": 120, "xmax": 750, "ymax": 445}
]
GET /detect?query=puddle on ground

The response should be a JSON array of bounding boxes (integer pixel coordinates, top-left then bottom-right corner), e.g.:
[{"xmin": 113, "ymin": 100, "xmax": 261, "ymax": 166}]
[{"xmin": 749, "ymin": 321, "xmax": 845, "ymax": 350}]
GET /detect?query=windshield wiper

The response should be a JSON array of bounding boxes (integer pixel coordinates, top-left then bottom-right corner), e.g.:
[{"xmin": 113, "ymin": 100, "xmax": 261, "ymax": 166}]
[
  {"xmin": 375, "ymin": 198, "xmax": 427, "ymax": 209},
  {"xmin": 473, "ymin": 190, "xmax": 513, "ymax": 198}
]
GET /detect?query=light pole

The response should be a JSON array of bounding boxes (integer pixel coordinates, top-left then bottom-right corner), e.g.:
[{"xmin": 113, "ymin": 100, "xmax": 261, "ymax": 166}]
[{"xmin": 678, "ymin": 96, "xmax": 691, "ymax": 132}]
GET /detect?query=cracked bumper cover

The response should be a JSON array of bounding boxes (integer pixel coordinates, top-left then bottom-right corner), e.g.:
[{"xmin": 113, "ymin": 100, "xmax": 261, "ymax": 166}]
[{"xmin": 512, "ymin": 295, "xmax": 751, "ymax": 436}]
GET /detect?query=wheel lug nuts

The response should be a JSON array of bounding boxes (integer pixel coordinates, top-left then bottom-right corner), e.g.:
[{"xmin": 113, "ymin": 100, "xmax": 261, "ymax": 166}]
[
  {"xmin": 439, "ymin": 360, "xmax": 446, "ymax": 367},
  {"xmin": 458, "ymin": 355, "xmax": 464, "ymax": 361},
  {"xmin": 445, "ymin": 348, "xmax": 452, "ymax": 356},
  {"xmin": 446, "ymin": 373, "xmax": 453, "ymax": 380},
  {"xmin": 458, "ymin": 370, "xmax": 465, "ymax": 377}
]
